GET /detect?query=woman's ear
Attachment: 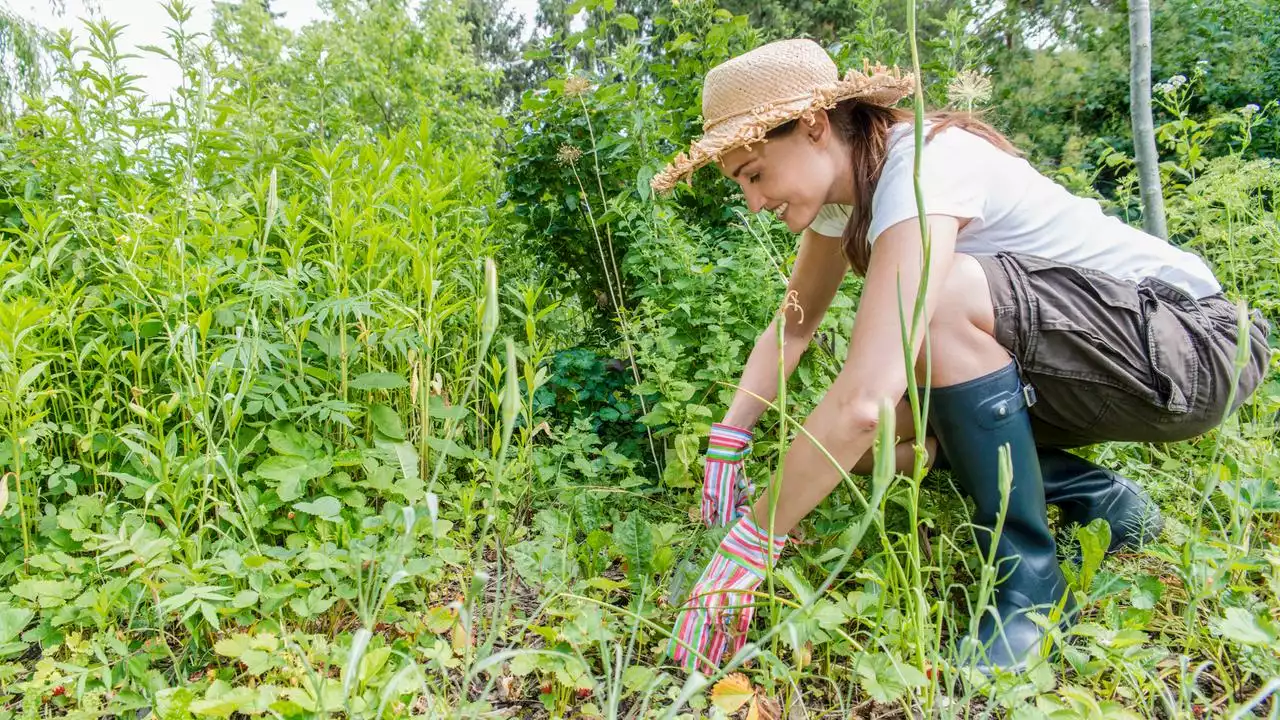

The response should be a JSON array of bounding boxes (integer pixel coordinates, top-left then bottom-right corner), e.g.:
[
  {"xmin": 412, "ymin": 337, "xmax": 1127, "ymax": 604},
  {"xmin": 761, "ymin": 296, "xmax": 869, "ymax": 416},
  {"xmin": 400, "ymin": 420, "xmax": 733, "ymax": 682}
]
[{"xmin": 805, "ymin": 109, "xmax": 831, "ymax": 146}]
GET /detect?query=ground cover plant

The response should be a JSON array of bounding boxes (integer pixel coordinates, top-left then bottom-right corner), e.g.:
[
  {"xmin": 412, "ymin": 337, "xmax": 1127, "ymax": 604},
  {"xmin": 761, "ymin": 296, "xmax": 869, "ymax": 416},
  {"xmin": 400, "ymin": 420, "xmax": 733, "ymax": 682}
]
[{"xmin": 0, "ymin": 0, "xmax": 1278, "ymax": 718}]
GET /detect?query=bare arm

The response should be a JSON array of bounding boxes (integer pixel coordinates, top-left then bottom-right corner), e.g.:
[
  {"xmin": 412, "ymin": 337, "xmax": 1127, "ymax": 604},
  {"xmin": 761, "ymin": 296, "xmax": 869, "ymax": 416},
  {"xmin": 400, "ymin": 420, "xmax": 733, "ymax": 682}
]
[
  {"xmin": 749, "ymin": 215, "xmax": 959, "ymax": 536},
  {"xmin": 722, "ymin": 228, "xmax": 849, "ymax": 429}
]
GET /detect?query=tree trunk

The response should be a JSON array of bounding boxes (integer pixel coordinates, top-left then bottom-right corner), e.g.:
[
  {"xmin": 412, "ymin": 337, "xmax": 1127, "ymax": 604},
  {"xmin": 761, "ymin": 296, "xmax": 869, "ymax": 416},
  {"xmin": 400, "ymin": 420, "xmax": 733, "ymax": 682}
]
[{"xmin": 1129, "ymin": 0, "xmax": 1167, "ymax": 239}]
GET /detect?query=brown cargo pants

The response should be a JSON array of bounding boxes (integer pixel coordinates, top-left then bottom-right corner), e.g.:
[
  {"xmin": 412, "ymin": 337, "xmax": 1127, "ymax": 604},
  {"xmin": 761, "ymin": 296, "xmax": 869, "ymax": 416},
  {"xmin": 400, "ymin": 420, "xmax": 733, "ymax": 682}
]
[{"xmin": 972, "ymin": 252, "xmax": 1273, "ymax": 449}]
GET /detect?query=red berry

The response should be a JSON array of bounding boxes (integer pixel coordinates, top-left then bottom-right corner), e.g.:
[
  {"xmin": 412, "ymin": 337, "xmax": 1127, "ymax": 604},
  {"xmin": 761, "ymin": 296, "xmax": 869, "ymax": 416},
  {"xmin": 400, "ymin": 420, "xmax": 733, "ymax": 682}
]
[
  {"xmin": 576, "ymin": 687, "xmax": 591, "ymax": 699},
  {"xmin": 51, "ymin": 686, "xmax": 66, "ymax": 697},
  {"xmin": 288, "ymin": 511, "xmax": 296, "ymax": 519},
  {"xmin": 540, "ymin": 683, "xmax": 552, "ymax": 694}
]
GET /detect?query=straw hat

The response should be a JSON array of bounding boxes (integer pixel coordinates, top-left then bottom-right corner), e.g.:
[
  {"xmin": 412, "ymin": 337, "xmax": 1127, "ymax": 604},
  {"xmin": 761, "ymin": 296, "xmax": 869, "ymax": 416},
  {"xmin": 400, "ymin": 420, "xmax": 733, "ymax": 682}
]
[{"xmin": 651, "ymin": 39, "xmax": 915, "ymax": 192}]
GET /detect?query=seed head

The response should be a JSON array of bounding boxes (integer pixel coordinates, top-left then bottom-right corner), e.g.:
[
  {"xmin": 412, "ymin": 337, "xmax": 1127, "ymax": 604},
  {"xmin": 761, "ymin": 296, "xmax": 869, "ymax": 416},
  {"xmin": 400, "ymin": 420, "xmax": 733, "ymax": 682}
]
[
  {"xmin": 563, "ymin": 75, "xmax": 591, "ymax": 97},
  {"xmin": 947, "ymin": 70, "xmax": 992, "ymax": 109},
  {"xmin": 556, "ymin": 144, "xmax": 583, "ymax": 167}
]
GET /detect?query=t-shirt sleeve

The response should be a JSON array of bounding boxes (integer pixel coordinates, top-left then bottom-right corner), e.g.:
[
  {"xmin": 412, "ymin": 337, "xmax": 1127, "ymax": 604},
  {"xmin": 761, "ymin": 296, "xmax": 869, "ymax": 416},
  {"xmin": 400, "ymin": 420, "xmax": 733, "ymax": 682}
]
[
  {"xmin": 867, "ymin": 128, "xmax": 987, "ymax": 246},
  {"xmin": 808, "ymin": 203, "xmax": 852, "ymax": 237}
]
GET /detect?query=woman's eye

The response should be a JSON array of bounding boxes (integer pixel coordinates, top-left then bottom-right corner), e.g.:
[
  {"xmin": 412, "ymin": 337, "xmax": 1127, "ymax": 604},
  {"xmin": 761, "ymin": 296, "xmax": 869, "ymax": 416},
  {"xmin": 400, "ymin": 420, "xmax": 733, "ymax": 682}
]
[{"xmin": 748, "ymin": 173, "xmax": 760, "ymax": 184}]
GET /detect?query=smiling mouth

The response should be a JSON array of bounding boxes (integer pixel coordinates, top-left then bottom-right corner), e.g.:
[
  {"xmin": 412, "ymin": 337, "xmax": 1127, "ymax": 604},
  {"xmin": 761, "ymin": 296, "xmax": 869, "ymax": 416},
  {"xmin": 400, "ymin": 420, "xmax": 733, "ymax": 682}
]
[{"xmin": 771, "ymin": 202, "xmax": 789, "ymax": 220}]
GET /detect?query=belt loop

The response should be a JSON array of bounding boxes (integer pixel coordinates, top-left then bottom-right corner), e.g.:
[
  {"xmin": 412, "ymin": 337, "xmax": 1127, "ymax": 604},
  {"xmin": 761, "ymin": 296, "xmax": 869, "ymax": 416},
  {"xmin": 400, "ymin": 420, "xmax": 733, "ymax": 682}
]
[{"xmin": 1147, "ymin": 276, "xmax": 1208, "ymax": 325}]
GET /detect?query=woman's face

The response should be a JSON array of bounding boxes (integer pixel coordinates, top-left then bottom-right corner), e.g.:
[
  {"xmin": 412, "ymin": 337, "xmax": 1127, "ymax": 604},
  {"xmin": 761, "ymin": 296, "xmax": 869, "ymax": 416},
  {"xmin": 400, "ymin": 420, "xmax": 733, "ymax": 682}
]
[{"xmin": 715, "ymin": 111, "xmax": 845, "ymax": 234}]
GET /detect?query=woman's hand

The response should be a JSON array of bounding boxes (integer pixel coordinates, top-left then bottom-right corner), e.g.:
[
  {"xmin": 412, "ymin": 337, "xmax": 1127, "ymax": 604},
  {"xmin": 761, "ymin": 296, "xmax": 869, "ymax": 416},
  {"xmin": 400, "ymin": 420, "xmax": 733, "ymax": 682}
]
[
  {"xmin": 668, "ymin": 514, "xmax": 787, "ymax": 673},
  {"xmin": 702, "ymin": 422, "xmax": 755, "ymax": 527}
]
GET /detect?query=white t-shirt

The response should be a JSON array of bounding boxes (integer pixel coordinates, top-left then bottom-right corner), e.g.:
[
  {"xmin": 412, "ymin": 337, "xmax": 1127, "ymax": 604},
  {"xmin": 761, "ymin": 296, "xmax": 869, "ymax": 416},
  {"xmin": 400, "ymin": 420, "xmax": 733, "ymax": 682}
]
[{"xmin": 808, "ymin": 122, "xmax": 1222, "ymax": 298}]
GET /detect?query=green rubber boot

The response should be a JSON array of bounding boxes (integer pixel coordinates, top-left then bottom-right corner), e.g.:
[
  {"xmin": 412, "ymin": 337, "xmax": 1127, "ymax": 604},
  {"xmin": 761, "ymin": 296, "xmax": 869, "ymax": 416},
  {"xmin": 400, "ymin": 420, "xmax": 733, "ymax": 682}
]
[
  {"xmin": 1040, "ymin": 448, "xmax": 1163, "ymax": 554},
  {"xmin": 930, "ymin": 361, "xmax": 1074, "ymax": 674}
]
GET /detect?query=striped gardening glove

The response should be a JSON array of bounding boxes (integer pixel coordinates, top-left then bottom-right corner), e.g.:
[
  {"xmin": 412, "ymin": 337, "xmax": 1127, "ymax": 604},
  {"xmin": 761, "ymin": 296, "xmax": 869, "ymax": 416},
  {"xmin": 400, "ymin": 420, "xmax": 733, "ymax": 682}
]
[
  {"xmin": 669, "ymin": 514, "xmax": 787, "ymax": 674},
  {"xmin": 702, "ymin": 422, "xmax": 755, "ymax": 527}
]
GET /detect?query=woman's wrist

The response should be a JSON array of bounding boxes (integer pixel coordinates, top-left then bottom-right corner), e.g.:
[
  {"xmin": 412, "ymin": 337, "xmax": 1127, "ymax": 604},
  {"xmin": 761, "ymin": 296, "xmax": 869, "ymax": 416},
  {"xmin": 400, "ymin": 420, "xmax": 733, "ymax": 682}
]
[{"xmin": 717, "ymin": 406, "xmax": 761, "ymax": 431}]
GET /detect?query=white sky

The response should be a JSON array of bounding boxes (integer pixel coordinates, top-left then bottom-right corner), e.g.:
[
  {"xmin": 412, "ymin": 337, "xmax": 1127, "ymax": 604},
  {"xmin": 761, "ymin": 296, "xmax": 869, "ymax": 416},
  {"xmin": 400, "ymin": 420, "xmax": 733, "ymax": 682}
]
[{"xmin": 8, "ymin": 0, "xmax": 542, "ymax": 103}]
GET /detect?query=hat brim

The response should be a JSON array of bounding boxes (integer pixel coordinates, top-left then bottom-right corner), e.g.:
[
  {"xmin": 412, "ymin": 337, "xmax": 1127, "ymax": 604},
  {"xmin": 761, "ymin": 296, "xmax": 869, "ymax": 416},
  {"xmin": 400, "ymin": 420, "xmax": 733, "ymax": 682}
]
[{"xmin": 651, "ymin": 70, "xmax": 916, "ymax": 193}]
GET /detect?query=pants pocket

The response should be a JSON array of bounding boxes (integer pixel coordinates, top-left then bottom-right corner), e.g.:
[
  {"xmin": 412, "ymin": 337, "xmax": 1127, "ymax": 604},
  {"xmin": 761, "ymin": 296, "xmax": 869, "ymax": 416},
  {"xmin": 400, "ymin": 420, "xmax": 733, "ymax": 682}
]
[
  {"xmin": 1141, "ymin": 290, "xmax": 1198, "ymax": 414},
  {"xmin": 1017, "ymin": 259, "xmax": 1195, "ymax": 416}
]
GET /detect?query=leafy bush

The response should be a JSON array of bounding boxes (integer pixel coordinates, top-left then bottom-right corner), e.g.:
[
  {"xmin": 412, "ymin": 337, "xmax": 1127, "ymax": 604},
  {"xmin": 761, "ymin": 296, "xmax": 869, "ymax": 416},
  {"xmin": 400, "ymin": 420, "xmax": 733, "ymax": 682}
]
[{"xmin": 0, "ymin": 0, "xmax": 1278, "ymax": 717}]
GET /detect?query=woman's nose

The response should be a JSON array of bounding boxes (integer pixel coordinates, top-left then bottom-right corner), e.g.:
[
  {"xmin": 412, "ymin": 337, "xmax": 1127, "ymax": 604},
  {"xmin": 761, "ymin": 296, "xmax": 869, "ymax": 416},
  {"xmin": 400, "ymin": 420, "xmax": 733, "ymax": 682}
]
[{"xmin": 744, "ymin": 187, "xmax": 767, "ymax": 214}]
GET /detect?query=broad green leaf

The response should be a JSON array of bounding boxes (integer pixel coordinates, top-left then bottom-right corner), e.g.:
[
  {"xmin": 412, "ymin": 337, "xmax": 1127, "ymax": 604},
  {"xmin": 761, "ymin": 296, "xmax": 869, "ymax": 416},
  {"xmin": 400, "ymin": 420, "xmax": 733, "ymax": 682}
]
[
  {"xmin": 0, "ymin": 641, "xmax": 27, "ymax": 657},
  {"xmin": 622, "ymin": 665, "xmax": 657, "ymax": 693},
  {"xmin": 1130, "ymin": 575, "xmax": 1163, "ymax": 610},
  {"xmin": 189, "ymin": 680, "xmax": 257, "ymax": 718},
  {"xmin": 582, "ymin": 576, "xmax": 628, "ymax": 593},
  {"xmin": 156, "ymin": 686, "xmax": 196, "ymax": 720},
  {"xmin": 856, "ymin": 652, "xmax": 927, "ymax": 704},
  {"xmin": 1076, "ymin": 518, "xmax": 1111, "ymax": 590},
  {"xmin": 776, "ymin": 566, "xmax": 816, "ymax": 604},
  {"xmin": 293, "ymin": 496, "xmax": 343, "ymax": 522},
  {"xmin": 425, "ymin": 435, "xmax": 478, "ymax": 459},
  {"xmin": 241, "ymin": 648, "xmax": 278, "ymax": 676},
  {"xmin": 534, "ymin": 508, "xmax": 572, "ymax": 539},
  {"xmin": 425, "ymin": 606, "xmax": 457, "ymax": 634},
  {"xmin": 17, "ymin": 359, "xmax": 52, "ymax": 395},
  {"xmin": 508, "ymin": 538, "xmax": 576, "ymax": 587},
  {"xmin": 214, "ymin": 633, "xmax": 253, "ymax": 659},
  {"xmin": 282, "ymin": 679, "xmax": 344, "ymax": 713},
  {"xmin": 553, "ymin": 654, "xmax": 594, "ymax": 690},
  {"xmin": 612, "ymin": 513, "xmax": 653, "ymax": 585},
  {"xmin": 573, "ymin": 491, "xmax": 605, "ymax": 534},
  {"xmin": 429, "ymin": 394, "xmax": 468, "ymax": 421},
  {"xmin": 256, "ymin": 454, "xmax": 331, "ymax": 502},
  {"xmin": 267, "ymin": 421, "xmax": 312, "ymax": 457},
  {"xmin": 350, "ymin": 372, "xmax": 408, "ymax": 391},
  {"xmin": 391, "ymin": 440, "xmax": 423, "ymax": 502},
  {"xmin": 660, "ymin": 457, "xmax": 695, "ymax": 488},
  {"xmin": 508, "ymin": 652, "xmax": 540, "ymax": 676},
  {"xmin": 359, "ymin": 645, "xmax": 393, "ymax": 683},
  {"xmin": 1212, "ymin": 607, "xmax": 1278, "ymax": 645},
  {"xmin": 810, "ymin": 599, "xmax": 849, "ymax": 631},
  {"xmin": 370, "ymin": 403, "xmax": 405, "ymax": 440},
  {"xmin": 11, "ymin": 578, "xmax": 81, "ymax": 608},
  {"xmin": 0, "ymin": 605, "xmax": 34, "ymax": 645}
]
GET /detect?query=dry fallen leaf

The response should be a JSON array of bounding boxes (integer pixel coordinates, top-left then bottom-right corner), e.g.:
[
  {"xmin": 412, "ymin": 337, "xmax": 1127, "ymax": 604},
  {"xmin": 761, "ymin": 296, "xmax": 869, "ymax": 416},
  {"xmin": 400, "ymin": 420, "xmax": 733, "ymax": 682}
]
[
  {"xmin": 755, "ymin": 694, "xmax": 781, "ymax": 720},
  {"xmin": 531, "ymin": 421, "xmax": 554, "ymax": 440},
  {"xmin": 711, "ymin": 672, "xmax": 755, "ymax": 714},
  {"xmin": 0, "ymin": 473, "xmax": 9, "ymax": 514},
  {"xmin": 496, "ymin": 674, "xmax": 515, "ymax": 700}
]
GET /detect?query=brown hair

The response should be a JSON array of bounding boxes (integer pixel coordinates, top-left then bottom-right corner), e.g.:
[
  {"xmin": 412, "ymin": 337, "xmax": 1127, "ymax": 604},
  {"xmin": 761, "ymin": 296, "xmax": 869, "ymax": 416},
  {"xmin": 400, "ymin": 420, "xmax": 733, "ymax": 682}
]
[{"xmin": 767, "ymin": 102, "xmax": 1020, "ymax": 276}]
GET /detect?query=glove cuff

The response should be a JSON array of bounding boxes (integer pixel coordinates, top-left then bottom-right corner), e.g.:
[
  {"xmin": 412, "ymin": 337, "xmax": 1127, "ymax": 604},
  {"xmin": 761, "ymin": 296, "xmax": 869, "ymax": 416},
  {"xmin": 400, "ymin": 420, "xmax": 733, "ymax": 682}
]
[
  {"xmin": 719, "ymin": 514, "xmax": 787, "ymax": 574},
  {"xmin": 708, "ymin": 422, "xmax": 753, "ymax": 462}
]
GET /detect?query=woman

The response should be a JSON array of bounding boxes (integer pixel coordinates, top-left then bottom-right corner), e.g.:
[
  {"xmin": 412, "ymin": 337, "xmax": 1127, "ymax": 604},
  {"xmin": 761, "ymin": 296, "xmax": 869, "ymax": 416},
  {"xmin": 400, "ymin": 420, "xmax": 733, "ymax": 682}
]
[{"xmin": 652, "ymin": 39, "xmax": 1271, "ymax": 675}]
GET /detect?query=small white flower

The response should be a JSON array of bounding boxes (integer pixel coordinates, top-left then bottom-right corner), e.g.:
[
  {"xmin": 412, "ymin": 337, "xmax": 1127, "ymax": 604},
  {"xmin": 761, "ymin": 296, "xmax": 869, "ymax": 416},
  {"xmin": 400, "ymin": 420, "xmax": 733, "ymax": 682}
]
[{"xmin": 1243, "ymin": 103, "xmax": 1261, "ymax": 118}]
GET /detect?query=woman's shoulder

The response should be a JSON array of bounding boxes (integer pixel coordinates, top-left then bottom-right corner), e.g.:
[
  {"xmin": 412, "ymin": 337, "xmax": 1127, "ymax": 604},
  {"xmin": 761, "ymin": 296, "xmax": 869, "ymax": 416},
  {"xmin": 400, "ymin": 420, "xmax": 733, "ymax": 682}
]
[{"xmin": 885, "ymin": 119, "xmax": 1006, "ymax": 157}]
